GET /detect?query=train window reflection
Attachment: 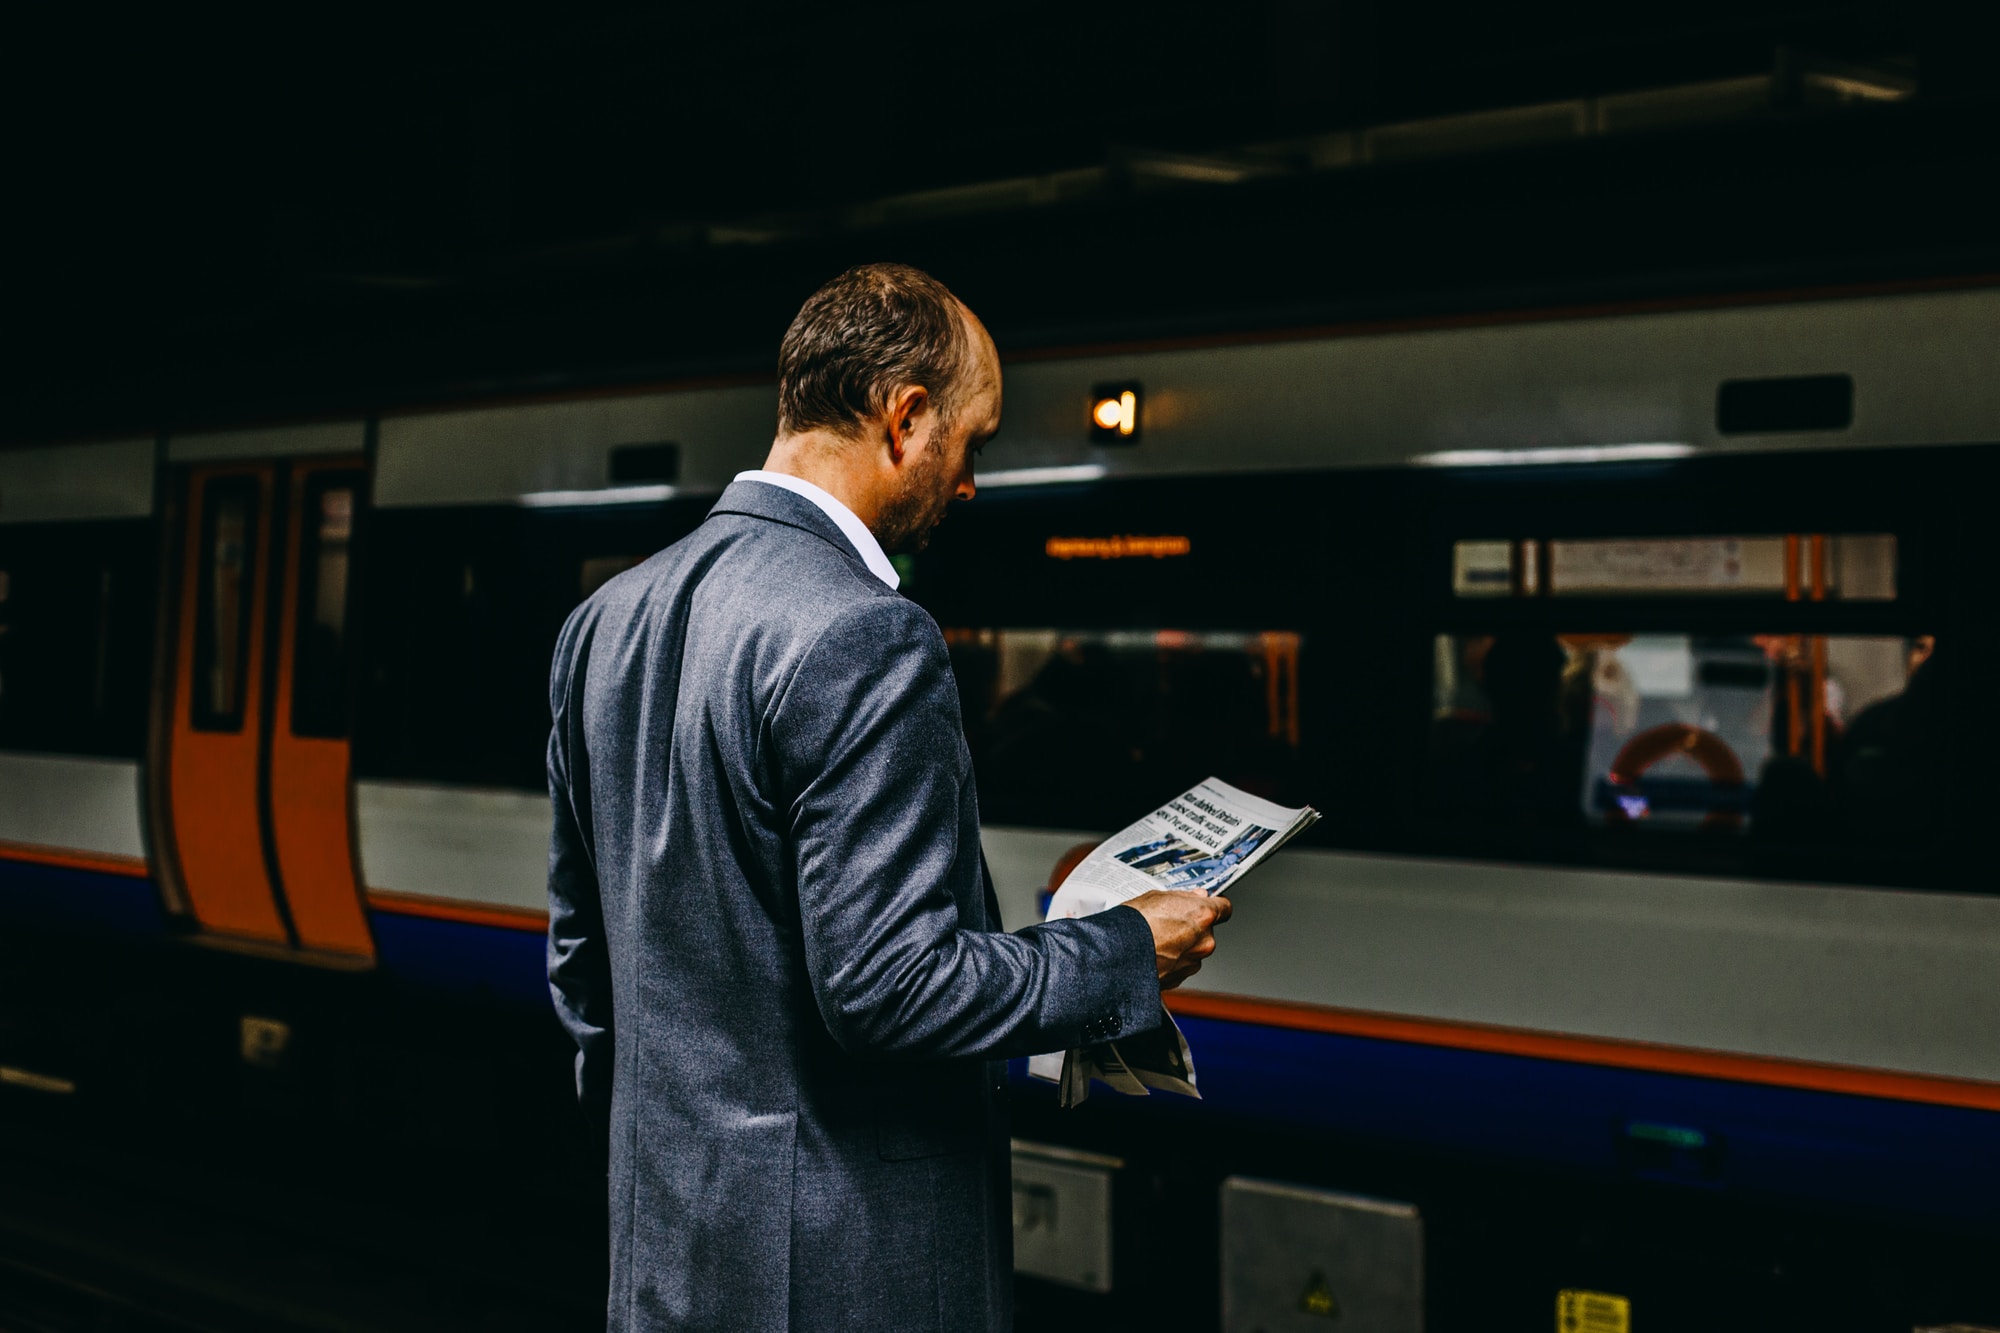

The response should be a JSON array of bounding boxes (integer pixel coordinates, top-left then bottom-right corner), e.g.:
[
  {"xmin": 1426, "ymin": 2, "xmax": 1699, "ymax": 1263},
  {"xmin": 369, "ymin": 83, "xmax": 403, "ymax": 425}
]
[
  {"xmin": 1452, "ymin": 534, "xmax": 1896, "ymax": 599},
  {"xmin": 946, "ymin": 628, "xmax": 1304, "ymax": 831},
  {"xmin": 192, "ymin": 478, "xmax": 259, "ymax": 732},
  {"xmin": 1452, "ymin": 541, "xmax": 1514, "ymax": 597},
  {"xmin": 1431, "ymin": 631, "xmax": 1936, "ymax": 840},
  {"xmin": 292, "ymin": 476, "xmax": 360, "ymax": 738}
]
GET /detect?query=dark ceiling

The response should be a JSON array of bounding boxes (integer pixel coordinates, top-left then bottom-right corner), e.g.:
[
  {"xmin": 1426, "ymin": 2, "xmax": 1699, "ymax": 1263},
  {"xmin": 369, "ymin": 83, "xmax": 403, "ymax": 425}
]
[{"xmin": 6, "ymin": 1, "xmax": 1996, "ymax": 442}]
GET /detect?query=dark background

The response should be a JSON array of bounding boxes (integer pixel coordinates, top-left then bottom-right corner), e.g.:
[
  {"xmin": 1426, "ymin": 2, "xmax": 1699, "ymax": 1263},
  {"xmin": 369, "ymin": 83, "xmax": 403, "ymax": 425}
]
[{"xmin": 5, "ymin": 1, "xmax": 1997, "ymax": 442}]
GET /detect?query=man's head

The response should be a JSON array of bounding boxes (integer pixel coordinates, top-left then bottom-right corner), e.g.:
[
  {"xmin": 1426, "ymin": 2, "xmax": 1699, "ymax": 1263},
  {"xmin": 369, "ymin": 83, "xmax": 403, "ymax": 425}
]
[{"xmin": 770, "ymin": 263, "xmax": 1001, "ymax": 554}]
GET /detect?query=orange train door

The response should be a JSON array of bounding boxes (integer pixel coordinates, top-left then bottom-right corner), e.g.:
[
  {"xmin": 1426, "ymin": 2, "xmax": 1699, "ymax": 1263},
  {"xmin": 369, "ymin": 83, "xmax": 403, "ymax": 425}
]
[{"xmin": 155, "ymin": 459, "xmax": 374, "ymax": 961}]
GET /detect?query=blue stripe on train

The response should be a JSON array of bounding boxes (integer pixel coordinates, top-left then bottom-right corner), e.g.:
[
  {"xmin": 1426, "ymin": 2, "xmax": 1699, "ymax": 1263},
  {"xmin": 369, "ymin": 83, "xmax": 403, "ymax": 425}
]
[
  {"xmin": 366, "ymin": 909, "xmax": 552, "ymax": 1010},
  {"xmin": 1018, "ymin": 1015, "xmax": 1999, "ymax": 1224},
  {"xmin": 0, "ymin": 857, "xmax": 167, "ymax": 934},
  {"xmin": 348, "ymin": 905, "xmax": 2000, "ymax": 1224},
  {"xmin": 10, "ymin": 858, "xmax": 1990, "ymax": 1226},
  {"xmin": 0, "ymin": 856, "xmax": 552, "ymax": 1009}
]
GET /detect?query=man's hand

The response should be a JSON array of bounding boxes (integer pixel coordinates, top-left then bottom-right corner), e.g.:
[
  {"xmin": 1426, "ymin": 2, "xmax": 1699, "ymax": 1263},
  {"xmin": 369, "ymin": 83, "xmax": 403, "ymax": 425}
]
[{"xmin": 1124, "ymin": 890, "xmax": 1234, "ymax": 990}]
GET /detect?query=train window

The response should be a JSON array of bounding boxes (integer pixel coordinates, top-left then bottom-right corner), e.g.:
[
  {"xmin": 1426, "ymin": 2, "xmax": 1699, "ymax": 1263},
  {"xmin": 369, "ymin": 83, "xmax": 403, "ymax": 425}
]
[
  {"xmin": 0, "ymin": 525, "xmax": 153, "ymax": 757},
  {"xmin": 1452, "ymin": 534, "xmax": 1896, "ymax": 599},
  {"xmin": 192, "ymin": 478, "xmax": 260, "ymax": 732},
  {"xmin": 946, "ymin": 627, "xmax": 1305, "ymax": 831},
  {"xmin": 355, "ymin": 497, "xmax": 712, "ymax": 790},
  {"xmin": 292, "ymin": 474, "xmax": 361, "ymax": 738},
  {"xmin": 1431, "ymin": 631, "xmax": 1935, "ymax": 841},
  {"xmin": 89, "ymin": 569, "xmax": 112, "ymax": 717}
]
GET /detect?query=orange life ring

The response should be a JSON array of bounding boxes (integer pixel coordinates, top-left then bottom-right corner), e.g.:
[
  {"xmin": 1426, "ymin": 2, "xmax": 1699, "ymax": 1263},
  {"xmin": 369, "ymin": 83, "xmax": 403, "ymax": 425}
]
[
  {"xmin": 1603, "ymin": 722, "xmax": 1746, "ymax": 831},
  {"xmin": 1048, "ymin": 842, "xmax": 1098, "ymax": 896}
]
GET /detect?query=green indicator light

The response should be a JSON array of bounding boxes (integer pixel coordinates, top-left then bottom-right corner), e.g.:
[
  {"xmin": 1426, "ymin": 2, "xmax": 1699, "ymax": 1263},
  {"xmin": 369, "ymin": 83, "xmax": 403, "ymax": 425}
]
[{"xmin": 1625, "ymin": 1121, "xmax": 1707, "ymax": 1150}]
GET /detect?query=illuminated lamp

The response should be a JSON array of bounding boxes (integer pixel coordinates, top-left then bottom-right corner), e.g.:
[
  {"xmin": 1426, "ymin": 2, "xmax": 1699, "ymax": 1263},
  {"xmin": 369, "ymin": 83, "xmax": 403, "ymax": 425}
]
[{"xmin": 1088, "ymin": 382, "xmax": 1141, "ymax": 443}]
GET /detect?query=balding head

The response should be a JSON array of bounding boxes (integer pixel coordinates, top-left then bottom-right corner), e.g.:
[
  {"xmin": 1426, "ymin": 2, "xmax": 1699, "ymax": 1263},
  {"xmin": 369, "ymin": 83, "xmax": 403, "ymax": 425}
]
[
  {"xmin": 777, "ymin": 263, "xmax": 981, "ymax": 440},
  {"xmin": 764, "ymin": 264, "xmax": 1002, "ymax": 556}
]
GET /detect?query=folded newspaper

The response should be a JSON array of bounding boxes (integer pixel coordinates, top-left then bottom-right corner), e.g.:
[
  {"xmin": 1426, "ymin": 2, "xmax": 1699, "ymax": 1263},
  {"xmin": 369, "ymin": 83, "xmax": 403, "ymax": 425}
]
[{"xmin": 1028, "ymin": 778, "xmax": 1319, "ymax": 1107}]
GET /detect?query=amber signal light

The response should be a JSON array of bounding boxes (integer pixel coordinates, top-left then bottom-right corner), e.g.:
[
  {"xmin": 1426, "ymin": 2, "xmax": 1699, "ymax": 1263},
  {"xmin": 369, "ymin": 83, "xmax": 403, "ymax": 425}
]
[{"xmin": 1089, "ymin": 382, "xmax": 1141, "ymax": 442}]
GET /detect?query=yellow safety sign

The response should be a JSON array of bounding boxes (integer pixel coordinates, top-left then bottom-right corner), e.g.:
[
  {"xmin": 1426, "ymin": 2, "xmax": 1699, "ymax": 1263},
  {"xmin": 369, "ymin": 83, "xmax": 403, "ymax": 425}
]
[
  {"xmin": 1558, "ymin": 1288, "xmax": 1631, "ymax": 1333},
  {"xmin": 1297, "ymin": 1269, "xmax": 1340, "ymax": 1319}
]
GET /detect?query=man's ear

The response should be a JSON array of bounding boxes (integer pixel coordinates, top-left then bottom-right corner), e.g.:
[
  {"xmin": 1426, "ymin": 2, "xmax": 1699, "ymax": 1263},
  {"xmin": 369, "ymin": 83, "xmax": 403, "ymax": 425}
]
[{"xmin": 885, "ymin": 385, "xmax": 929, "ymax": 463}]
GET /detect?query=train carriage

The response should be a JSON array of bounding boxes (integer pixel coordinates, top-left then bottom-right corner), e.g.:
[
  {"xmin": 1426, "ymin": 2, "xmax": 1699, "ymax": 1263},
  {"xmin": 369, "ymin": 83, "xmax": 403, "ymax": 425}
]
[{"xmin": 3, "ymin": 282, "xmax": 1997, "ymax": 1329}]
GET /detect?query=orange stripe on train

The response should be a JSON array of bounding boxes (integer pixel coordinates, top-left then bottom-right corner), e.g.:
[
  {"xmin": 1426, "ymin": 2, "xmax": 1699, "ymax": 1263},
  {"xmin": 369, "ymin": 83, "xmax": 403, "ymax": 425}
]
[
  {"xmin": 0, "ymin": 840, "xmax": 150, "ymax": 879},
  {"xmin": 1166, "ymin": 990, "xmax": 2000, "ymax": 1113}
]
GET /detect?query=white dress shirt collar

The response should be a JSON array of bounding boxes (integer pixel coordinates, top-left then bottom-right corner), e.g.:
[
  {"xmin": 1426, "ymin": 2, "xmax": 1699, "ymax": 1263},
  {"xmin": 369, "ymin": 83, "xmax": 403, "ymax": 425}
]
[{"xmin": 734, "ymin": 470, "xmax": 900, "ymax": 590}]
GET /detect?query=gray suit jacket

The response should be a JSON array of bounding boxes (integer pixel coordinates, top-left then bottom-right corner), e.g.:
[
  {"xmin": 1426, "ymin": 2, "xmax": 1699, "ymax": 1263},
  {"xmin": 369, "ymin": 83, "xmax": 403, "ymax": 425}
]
[{"xmin": 547, "ymin": 480, "xmax": 1160, "ymax": 1332}]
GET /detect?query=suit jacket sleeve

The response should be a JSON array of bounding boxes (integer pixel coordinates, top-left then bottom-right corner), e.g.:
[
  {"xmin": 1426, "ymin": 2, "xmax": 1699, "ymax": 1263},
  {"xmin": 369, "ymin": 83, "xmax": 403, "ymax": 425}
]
[
  {"xmin": 771, "ymin": 595, "xmax": 1160, "ymax": 1059},
  {"xmin": 546, "ymin": 607, "xmax": 614, "ymax": 1128}
]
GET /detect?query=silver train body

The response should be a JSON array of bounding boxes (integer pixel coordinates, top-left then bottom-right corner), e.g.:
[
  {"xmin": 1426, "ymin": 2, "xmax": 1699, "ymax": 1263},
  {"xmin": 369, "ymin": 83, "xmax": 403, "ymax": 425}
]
[{"xmin": 7, "ymin": 283, "xmax": 1994, "ymax": 1096}]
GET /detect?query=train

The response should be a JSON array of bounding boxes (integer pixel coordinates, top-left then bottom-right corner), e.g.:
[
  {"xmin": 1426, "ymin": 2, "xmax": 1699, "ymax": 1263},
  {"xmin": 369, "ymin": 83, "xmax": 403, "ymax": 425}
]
[{"xmin": 2, "ymin": 280, "xmax": 1998, "ymax": 1331}]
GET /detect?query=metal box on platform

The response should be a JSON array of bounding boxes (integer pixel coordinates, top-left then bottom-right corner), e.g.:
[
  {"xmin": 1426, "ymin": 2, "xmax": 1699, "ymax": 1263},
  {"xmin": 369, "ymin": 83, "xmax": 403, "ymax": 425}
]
[
  {"xmin": 1221, "ymin": 1177, "xmax": 1423, "ymax": 1333},
  {"xmin": 1011, "ymin": 1140, "xmax": 1121, "ymax": 1294}
]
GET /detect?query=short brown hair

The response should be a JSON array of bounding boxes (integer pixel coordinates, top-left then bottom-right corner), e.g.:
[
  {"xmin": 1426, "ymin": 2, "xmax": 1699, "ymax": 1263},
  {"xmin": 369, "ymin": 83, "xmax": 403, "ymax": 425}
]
[{"xmin": 776, "ymin": 263, "xmax": 972, "ymax": 438}]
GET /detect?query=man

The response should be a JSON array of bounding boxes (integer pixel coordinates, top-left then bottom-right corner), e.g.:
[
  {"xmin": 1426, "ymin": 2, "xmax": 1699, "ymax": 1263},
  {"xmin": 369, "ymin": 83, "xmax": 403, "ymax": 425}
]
[{"xmin": 547, "ymin": 263, "xmax": 1229, "ymax": 1332}]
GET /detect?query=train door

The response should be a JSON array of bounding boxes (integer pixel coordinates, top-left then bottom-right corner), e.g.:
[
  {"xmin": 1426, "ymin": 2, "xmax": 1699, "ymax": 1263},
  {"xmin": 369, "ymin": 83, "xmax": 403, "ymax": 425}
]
[{"xmin": 153, "ymin": 457, "xmax": 374, "ymax": 961}]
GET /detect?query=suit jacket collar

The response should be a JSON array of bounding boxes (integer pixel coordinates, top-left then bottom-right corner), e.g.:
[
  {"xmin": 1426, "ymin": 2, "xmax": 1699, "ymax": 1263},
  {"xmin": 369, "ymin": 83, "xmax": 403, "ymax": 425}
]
[{"xmin": 707, "ymin": 479, "xmax": 879, "ymax": 581}]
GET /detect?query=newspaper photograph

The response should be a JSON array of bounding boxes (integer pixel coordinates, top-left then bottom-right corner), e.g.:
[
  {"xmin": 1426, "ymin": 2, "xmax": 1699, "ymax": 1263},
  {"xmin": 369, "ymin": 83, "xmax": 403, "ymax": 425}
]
[
  {"xmin": 1044, "ymin": 777, "xmax": 1318, "ymax": 921},
  {"xmin": 1031, "ymin": 777, "xmax": 1319, "ymax": 1106}
]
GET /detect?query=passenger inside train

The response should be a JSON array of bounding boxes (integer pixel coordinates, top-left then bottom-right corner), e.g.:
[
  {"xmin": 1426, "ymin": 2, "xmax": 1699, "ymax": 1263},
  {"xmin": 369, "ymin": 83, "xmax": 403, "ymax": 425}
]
[
  {"xmin": 955, "ymin": 628, "xmax": 1306, "ymax": 830},
  {"xmin": 1424, "ymin": 533, "xmax": 1947, "ymax": 872},
  {"xmin": 1429, "ymin": 629, "xmax": 1942, "ymax": 843}
]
